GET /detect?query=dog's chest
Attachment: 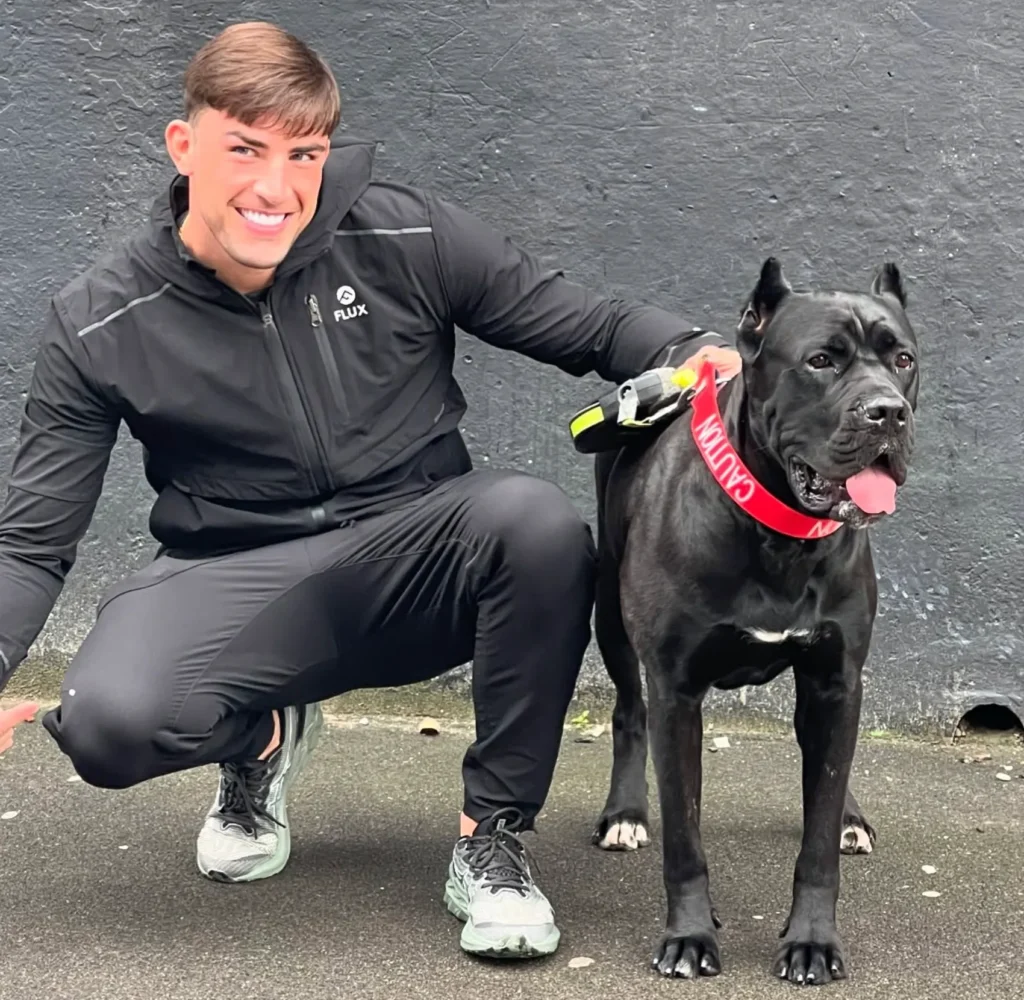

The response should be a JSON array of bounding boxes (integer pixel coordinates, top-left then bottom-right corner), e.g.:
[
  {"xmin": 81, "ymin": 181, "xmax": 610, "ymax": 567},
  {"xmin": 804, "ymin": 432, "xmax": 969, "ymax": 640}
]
[{"xmin": 700, "ymin": 625, "xmax": 819, "ymax": 690}]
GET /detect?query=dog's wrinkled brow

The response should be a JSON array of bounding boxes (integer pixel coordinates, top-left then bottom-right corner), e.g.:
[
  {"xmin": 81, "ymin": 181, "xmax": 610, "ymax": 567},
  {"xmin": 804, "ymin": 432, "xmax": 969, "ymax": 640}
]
[
  {"xmin": 842, "ymin": 303, "xmax": 910, "ymax": 349},
  {"xmin": 846, "ymin": 307, "xmax": 866, "ymax": 342}
]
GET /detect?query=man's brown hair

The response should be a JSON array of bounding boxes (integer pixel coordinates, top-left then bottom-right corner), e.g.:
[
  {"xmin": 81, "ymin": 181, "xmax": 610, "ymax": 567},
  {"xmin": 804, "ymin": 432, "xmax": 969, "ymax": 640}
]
[{"xmin": 183, "ymin": 22, "xmax": 341, "ymax": 138}]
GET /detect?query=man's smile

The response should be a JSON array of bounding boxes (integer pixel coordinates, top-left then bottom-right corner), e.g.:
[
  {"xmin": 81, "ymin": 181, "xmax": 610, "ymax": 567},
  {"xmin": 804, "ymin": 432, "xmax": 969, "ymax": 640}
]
[{"xmin": 235, "ymin": 207, "xmax": 293, "ymax": 235}]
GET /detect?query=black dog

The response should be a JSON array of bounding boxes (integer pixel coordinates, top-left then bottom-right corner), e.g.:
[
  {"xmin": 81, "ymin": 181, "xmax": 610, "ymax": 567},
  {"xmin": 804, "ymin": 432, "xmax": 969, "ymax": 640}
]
[{"xmin": 591, "ymin": 258, "xmax": 919, "ymax": 984}]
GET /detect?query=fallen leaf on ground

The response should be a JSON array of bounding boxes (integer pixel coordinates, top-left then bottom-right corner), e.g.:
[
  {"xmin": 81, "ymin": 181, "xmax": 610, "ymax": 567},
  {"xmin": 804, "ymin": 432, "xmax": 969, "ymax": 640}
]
[
  {"xmin": 921, "ymin": 865, "xmax": 937, "ymax": 874},
  {"xmin": 418, "ymin": 717, "xmax": 440, "ymax": 736},
  {"xmin": 568, "ymin": 957, "xmax": 595, "ymax": 969},
  {"xmin": 1, "ymin": 810, "xmax": 19, "ymax": 820},
  {"xmin": 922, "ymin": 890, "xmax": 941, "ymax": 898},
  {"xmin": 713, "ymin": 736, "xmax": 731, "ymax": 749}
]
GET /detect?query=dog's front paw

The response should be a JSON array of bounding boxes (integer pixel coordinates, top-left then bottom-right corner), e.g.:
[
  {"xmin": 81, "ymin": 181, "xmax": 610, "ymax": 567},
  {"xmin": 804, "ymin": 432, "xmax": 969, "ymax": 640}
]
[
  {"xmin": 652, "ymin": 928, "xmax": 722, "ymax": 978},
  {"xmin": 593, "ymin": 810, "xmax": 650, "ymax": 851},
  {"xmin": 773, "ymin": 920, "xmax": 847, "ymax": 986}
]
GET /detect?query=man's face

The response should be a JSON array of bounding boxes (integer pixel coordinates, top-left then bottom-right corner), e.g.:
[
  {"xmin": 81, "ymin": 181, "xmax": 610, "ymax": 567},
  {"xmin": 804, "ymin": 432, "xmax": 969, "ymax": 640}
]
[{"xmin": 165, "ymin": 108, "xmax": 330, "ymax": 292}]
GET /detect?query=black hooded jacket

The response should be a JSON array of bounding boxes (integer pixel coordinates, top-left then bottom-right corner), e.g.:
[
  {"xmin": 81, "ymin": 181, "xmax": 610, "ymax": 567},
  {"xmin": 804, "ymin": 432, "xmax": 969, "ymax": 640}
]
[{"xmin": 0, "ymin": 135, "xmax": 725, "ymax": 684}]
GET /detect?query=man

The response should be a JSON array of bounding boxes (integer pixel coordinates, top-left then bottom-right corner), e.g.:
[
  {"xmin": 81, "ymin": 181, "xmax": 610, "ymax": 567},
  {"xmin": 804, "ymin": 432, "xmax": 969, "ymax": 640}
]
[{"xmin": 0, "ymin": 21, "xmax": 739, "ymax": 958}]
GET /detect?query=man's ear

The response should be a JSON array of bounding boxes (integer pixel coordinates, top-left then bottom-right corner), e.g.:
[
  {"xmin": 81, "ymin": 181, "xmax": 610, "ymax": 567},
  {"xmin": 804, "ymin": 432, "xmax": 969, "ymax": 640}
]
[
  {"xmin": 870, "ymin": 262, "xmax": 907, "ymax": 309},
  {"xmin": 737, "ymin": 257, "xmax": 792, "ymax": 362},
  {"xmin": 164, "ymin": 118, "xmax": 197, "ymax": 176}
]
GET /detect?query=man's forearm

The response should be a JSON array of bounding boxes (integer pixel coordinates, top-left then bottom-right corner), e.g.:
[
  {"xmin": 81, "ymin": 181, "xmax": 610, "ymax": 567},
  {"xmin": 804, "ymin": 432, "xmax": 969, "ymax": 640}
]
[
  {"xmin": 0, "ymin": 488, "xmax": 94, "ymax": 691},
  {"xmin": 0, "ymin": 550, "xmax": 66, "ymax": 688}
]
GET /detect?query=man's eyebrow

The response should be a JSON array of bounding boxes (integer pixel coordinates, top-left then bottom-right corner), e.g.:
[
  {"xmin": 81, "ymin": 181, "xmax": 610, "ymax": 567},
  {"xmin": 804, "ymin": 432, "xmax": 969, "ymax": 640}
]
[
  {"xmin": 226, "ymin": 130, "xmax": 327, "ymax": 154},
  {"xmin": 226, "ymin": 130, "xmax": 267, "ymax": 148}
]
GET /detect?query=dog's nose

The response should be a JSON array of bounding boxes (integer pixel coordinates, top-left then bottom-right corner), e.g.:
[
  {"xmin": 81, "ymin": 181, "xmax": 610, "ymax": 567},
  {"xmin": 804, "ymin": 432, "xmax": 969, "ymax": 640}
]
[{"xmin": 861, "ymin": 396, "xmax": 908, "ymax": 427}]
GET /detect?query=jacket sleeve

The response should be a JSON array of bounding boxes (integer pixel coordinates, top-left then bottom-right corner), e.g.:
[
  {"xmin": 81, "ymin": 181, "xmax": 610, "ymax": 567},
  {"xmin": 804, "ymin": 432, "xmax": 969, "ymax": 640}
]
[
  {"xmin": 426, "ymin": 193, "xmax": 729, "ymax": 383},
  {"xmin": 0, "ymin": 298, "xmax": 120, "ymax": 691}
]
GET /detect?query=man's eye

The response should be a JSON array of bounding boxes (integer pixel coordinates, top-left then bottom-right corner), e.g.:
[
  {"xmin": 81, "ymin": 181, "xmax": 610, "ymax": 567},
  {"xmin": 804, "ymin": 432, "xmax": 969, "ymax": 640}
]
[
  {"xmin": 807, "ymin": 354, "xmax": 831, "ymax": 370},
  {"xmin": 895, "ymin": 352, "xmax": 915, "ymax": 370}
]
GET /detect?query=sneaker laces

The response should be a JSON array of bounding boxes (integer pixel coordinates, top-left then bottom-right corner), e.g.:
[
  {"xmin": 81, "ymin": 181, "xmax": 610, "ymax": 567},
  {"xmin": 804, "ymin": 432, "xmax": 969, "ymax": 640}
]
[
  {"xmin": 462, "ymin": 807, "xmax": 539, "ymax": 897},
  {"xmin": 215, "ymin": 758, "xmax": 283, "ymax": 834}
]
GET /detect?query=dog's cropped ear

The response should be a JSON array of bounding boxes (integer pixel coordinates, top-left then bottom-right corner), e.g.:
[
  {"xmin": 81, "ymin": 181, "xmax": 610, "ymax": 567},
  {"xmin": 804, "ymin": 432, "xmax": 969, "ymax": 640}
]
[
  {"xmin": 737, "ymin": 257, "xmax": 792, "ymax": 361},
  {"xmin": 870, "ymin": 262, "xmax": 907, "ymax": 309}
]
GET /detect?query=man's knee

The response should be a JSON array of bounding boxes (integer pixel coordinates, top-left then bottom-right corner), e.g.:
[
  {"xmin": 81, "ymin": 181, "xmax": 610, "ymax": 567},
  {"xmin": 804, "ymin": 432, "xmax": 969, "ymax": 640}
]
[
  {"xmin": 42, "ymin": 685, "xmax": 167, "ymax": 789},
  {"xmin": 469, "ymin": 473, "xmax": 596, "ymax": 579}
]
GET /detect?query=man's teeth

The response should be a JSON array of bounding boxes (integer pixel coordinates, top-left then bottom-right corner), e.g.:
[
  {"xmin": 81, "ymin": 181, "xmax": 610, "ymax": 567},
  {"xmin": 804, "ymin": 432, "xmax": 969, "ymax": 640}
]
[{"xmin": 240, "ymin": 210, "xmax": 287, "ymax": 227}]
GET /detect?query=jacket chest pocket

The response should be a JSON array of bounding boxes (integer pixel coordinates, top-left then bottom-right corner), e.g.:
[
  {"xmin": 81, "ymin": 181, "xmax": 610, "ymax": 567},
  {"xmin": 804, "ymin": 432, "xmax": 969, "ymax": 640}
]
[
  {"xmin": 303, "ymin": 292, "xmax": 349, "ymax": 415},
  {"xmin": 306, "ymin": 286, "xmax": 442, "ymax": 401}
]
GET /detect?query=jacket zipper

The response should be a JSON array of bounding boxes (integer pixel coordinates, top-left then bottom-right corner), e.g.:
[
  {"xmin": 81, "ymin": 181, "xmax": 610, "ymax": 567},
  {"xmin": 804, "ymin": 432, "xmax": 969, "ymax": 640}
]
[
  {"xmin": 258, "ymin": 298, "xmax": 335, "ymax": 497},
  {"xmin": 306, "ymin": 294, "xmax": 348, "ymax": 422}
]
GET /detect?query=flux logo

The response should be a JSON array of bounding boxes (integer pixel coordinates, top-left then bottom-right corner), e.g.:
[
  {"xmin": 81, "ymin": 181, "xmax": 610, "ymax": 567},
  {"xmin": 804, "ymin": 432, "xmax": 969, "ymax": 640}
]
[{"xmin": 334, "ymin": 284, "xmax": 369, "ymax": 322}]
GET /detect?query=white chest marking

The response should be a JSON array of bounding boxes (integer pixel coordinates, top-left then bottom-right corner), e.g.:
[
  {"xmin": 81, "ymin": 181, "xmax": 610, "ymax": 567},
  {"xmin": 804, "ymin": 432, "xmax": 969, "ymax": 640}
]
[{"xmin": 745, "ymin": 628, "xmax": 812, "ymax": 643}]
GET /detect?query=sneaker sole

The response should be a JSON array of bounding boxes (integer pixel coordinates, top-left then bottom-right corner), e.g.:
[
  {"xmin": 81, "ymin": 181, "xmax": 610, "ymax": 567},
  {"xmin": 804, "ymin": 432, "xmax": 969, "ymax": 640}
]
[
  {"xmin": 443, "ymin": 875, "xmax": 561, "ymax": 959},
  {"xmin": 197, "ymin": 704, "xmax": 325, "ymax": 884}
]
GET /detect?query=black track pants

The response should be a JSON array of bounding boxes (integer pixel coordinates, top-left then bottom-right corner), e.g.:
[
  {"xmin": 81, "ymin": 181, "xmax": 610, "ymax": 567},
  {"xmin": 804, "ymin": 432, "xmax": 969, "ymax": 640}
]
[{"xmin": 41, "ymin": 470, "xmax": 597, "ymax": 824}]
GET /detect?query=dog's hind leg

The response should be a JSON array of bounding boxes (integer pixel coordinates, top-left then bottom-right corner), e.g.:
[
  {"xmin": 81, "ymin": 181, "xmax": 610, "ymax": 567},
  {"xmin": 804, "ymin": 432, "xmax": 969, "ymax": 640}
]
[
  {"xmin": 592, "ymin": 454, "xmax": 650, "ymax": 852},
  {"xmin": 841, "ymin": 787, "xmax": 876, "ymax": 855},
  {"xmin": 592, "ymin": 554, "xmax": 650, "ymax": 850},
  {"xmin": 797, "ymin": 682, "xmax": 876, "ymax": 857}
]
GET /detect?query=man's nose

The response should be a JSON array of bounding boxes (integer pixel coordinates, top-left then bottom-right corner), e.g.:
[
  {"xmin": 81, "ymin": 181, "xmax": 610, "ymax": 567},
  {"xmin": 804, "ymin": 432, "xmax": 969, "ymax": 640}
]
[{"xmin": 251, "ymin": 162, "xmax": 288, "ymax": 203}]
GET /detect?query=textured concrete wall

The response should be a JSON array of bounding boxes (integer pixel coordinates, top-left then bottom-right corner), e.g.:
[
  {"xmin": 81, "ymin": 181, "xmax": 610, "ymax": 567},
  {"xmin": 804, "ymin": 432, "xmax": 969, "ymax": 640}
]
[{"xmin": 1, "ymin": 1, "xmax": 1021, "ymax": 735}]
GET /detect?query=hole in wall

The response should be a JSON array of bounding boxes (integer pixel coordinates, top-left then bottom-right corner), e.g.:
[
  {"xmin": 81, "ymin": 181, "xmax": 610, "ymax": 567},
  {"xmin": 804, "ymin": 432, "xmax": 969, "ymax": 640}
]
[{"xmin": 954, "ymin": 703, "xmax": 1024, "ymax": 742}]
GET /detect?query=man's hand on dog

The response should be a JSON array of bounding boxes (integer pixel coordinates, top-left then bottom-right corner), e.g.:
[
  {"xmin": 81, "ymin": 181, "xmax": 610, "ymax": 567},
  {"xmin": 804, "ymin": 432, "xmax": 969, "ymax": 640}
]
[
  {"xmin": 0, "ymin": 702, "xmax": 38, "ymax": 755},
  {"xmin": 678, "ymin": 344, "xmax": 742, "ymax": 380}
]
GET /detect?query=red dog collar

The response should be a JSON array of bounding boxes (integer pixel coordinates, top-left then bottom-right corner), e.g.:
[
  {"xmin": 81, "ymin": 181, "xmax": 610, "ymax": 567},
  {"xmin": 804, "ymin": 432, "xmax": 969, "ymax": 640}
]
[{"xmin": 689, "ymin": 361, "xmax": 843, "ymax": 540}]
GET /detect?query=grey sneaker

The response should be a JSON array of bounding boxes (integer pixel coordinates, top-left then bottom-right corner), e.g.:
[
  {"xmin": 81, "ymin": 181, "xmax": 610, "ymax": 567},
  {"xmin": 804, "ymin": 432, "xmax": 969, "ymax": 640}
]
[
  {"xmin": 443, "ymin": 807, "xmax": 560, "ymax": 958},
  {"xmin": 196, "ymin": 702, "xmax": 323, "ymax": 883}
]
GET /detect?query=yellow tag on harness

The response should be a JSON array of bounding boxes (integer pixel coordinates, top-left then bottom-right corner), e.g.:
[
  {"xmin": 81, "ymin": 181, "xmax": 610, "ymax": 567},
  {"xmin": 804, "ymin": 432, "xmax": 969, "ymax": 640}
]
[{"xmin": 670, "ymin": 367, "xmax": 699, "ymax": 391}]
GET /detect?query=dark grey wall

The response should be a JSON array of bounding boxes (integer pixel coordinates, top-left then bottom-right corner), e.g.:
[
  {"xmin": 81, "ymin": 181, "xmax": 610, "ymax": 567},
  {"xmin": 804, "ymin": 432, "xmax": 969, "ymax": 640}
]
[{"xmin": 2, "ymin": 1, "xmax": 1021, "ymax": 735}]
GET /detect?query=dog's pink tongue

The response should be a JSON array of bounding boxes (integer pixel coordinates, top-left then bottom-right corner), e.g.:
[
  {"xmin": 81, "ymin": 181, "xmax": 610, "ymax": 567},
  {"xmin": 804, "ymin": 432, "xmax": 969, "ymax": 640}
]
[{"xmin": 845, "ymin": 467, "xmax": 897, "ymax": 515}]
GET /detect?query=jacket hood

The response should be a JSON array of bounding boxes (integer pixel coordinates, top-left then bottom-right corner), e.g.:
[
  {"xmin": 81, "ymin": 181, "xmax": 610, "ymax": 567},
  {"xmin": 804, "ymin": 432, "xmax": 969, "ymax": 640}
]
[{"xmin": 135, "ymin": 134, "xmax": 377, "ymax": 302}]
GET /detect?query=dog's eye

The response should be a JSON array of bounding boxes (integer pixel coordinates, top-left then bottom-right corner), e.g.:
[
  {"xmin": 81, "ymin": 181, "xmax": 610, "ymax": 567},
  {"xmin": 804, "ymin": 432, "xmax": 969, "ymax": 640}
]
[
  {"xmin": 895, "ymin": 352, "xmax": 915, "ymax": 370},
  {"xmin": 806, "ymin": 353, "xmax": 832, "ymax": 370}
]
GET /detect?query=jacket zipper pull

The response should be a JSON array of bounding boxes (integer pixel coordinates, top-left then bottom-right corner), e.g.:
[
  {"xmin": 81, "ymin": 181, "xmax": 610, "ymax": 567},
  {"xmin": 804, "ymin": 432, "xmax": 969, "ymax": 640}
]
[{"xmin": 306, "ymin": 294, "xmax": 323, "ymax": 328}]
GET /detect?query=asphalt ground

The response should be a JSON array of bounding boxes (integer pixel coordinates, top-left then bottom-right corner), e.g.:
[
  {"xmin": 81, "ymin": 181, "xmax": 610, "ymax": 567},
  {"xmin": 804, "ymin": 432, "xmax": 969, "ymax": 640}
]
[{"xmin": 1, "ymin": 712, "xmax": 1022, "ymax": 999}]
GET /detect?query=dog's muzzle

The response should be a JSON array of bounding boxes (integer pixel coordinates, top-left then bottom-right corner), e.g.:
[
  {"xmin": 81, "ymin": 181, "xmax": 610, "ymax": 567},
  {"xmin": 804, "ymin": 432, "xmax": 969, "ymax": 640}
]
[{"xmin": 786, "ymin": 393, "xmax": 914, "ymax": 527}]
